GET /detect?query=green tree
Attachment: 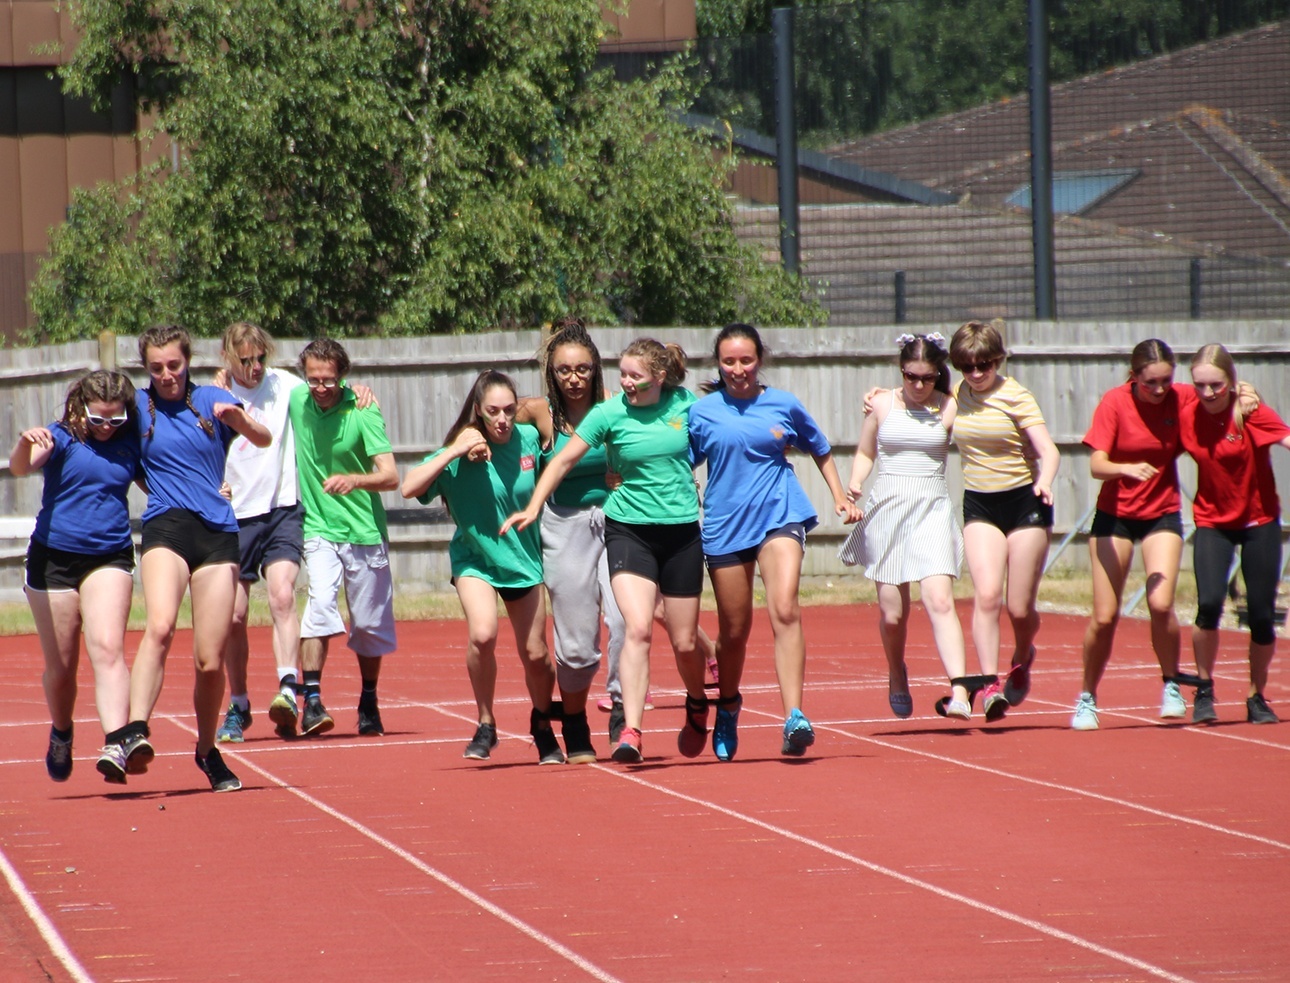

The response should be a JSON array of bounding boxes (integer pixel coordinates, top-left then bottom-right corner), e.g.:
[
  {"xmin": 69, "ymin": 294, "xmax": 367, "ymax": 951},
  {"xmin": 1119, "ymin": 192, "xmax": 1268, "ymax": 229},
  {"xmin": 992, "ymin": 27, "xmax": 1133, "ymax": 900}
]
[{"xmin": 31, "ymin": 0, "xmax": 821, "ymax": 341}]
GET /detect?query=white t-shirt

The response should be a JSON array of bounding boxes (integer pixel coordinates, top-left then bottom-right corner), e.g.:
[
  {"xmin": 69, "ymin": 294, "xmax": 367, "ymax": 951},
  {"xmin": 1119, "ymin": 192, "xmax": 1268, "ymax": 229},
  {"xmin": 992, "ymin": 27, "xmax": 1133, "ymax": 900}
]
[{"xmin": 226, "ymin": 367, "xmax": 304, "ymax": 518}]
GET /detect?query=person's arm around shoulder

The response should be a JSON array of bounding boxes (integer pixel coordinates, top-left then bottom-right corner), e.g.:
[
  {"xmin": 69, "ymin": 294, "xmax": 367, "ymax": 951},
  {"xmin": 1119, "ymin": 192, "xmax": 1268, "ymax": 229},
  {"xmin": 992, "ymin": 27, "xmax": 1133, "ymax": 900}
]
[
  {"xmin": 500, "ymin": 434, "xmax": 592, "ymax": 535},
  {"xmin": 9, "ymin": 427, "xmax": 56, "ymax": 475},
  {"xmin": 938, "ymin": 392, "xmax": 958, "ymax": 433},
  {"xmin": 213, "ymin": 402, "xmax": 272, "ymax": 447},
  {"xmin": 401, "ymin": 429, "xmax": 487, "ymax": 500}
]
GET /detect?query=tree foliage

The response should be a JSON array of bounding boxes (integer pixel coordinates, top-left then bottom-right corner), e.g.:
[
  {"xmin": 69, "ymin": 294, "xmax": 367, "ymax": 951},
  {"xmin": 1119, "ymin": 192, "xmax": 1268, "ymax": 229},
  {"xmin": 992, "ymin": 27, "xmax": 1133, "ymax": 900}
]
[{"xmin": 31, "ymin": 0, "xmax": 822, "ymax": 341}]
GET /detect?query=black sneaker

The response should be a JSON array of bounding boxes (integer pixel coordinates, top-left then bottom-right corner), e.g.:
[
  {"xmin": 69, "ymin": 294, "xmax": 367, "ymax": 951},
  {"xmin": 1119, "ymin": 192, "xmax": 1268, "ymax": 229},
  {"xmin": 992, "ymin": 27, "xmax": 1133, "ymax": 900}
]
[
  {"xmin": 1247, "ymin": 694, "xmax": 1280, "ymax": 724},
  {"xmin": 195, "ymin": 746, "xmax": 242, "ymax": 792},
  {"xmin": 357, "ymin": 701, "xmax": 384, "ymax": 736},
  {"xmin": 607, "ymin": 701, "xmax": 626, "ymax": 746},
  {"xmin": 561, "ymin": 711, "xmax": 597, "ymax": 764},
  {"xmin": 1193, "ymin": 685, "xmax": 1218, "ymax": 724},
  {"xmin": 46, "ymin": 730, "xmax": 73, "ymax": 782},
  {"xmin": 531, "ymin": 708, "xmax": 565, "ymax": 765},
  {"xmin": 464, "ymin": 722, "xmax": 498, "ymax": 760},
  {"xmin": 121, "ymin": 731, "xmax": 155, "ymax": 774},
  {"xmin": 301, "ymin": 698, "xmax": 335, "ymax": 736}
]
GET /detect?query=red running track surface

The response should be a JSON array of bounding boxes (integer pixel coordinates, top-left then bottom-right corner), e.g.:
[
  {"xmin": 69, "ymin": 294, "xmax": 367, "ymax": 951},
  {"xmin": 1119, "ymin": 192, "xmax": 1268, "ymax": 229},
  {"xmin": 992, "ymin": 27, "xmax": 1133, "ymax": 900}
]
[{"xmin": 1, "ymin": 603, "xmax": 1287, "ymax": 982}]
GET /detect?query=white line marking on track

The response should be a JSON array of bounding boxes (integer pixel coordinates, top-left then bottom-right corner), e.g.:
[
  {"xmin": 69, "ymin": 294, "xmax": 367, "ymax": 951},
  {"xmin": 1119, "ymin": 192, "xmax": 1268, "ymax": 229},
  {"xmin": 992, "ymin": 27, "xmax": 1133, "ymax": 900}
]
[
  {"xmin": 160, "ymin": 717, "xmax": 623, "ymax": 983},
  {"xmin": 0, "ymin": 846, "xmax": 95, "ymax": 983}
]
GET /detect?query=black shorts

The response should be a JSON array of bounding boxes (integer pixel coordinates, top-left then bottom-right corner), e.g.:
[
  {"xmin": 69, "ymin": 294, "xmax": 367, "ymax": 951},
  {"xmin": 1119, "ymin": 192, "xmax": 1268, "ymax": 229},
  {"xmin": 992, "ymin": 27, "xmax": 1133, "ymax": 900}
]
[
  {"xmin": 963, "ymin": 486, "xmax": 1053, "ymax": 534},
  {"xmin": 237, "ymin": 503, "xmax": 305, "ymax": 582},
  {"xmin": 25, "ymin": 538, "xmax": 135, "ymax": 591},
  {"xmin": 1089, "ymin": 509, "xmax": 1183, "ymax": 542},
  {"xmin": 605, "ymin": 518, "xmax": 704, "ymax": 597},
  {"xmin": 450, "ymin": 577, "xmax": 536, "ymax": 603},
  {"xmin": 706, "ymin": 522, "xmax": 808, "ymax": 571},
  {"xmin": 141, "ymin": 509, "xmax": 240, "ymax": 572}
]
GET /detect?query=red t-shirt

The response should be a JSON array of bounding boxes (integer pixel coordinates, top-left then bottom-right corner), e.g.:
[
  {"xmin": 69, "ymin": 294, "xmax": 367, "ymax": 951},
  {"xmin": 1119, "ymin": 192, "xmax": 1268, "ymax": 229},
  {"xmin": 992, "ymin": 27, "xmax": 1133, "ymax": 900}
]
[
  {"xmin": 1083, "ymin": 382, "xmax": 1190, "ymax": 519},
  {"xmin": 1179, "ymin": 400, "xmax": 1290, "ymax": 529}
]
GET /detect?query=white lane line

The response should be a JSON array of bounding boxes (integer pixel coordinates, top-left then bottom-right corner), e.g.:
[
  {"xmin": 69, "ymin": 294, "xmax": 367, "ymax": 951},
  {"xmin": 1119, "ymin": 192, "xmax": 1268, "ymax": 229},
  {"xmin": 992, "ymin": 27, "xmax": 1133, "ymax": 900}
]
[
  {"xmin": 425, "ymin": 706, "xmax": 1195, "ymax": 983},
  {"xmin": 157, "ymin": 717, "xmax": 622, "ymax": 983},
  {"xmin": 0, "ymin": 847, "xmax": 95, "ymax": 983}
]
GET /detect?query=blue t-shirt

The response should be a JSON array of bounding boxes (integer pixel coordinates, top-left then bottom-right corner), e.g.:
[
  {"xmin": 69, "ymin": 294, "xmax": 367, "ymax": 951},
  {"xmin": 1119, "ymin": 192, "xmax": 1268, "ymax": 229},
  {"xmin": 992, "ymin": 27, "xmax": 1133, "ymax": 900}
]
[
  {"xmin": 136, "ymin": 385, "xmax": 239, "ymax": 532},
  {"xmin": 32, "ymin": 423, "xmax": 141, "ymax": 554},
  {"xmin": 689, "ymin": 387, "xmax": 831, "ymax": 555}
]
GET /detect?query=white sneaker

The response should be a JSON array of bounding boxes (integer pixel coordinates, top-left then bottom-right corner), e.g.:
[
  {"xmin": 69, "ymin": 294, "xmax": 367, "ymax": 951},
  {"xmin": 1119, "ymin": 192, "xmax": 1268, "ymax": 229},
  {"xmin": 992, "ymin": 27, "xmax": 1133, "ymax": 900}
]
[
  {"xmin": 1160, "ymin": 680, "xmax": 1187, "ymax": 718},
  {"xmin": 1071, "ymin": 692, "xmax": 1100, "ymax": 731}
]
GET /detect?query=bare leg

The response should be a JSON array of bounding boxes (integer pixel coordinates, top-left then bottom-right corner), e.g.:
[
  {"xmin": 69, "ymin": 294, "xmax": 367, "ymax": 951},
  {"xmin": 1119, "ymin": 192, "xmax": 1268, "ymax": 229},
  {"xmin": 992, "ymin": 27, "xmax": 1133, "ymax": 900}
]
[
  {"xmin": 709, "ymin": 561, "xmax": 754, "ymax": 703},
  {"xmin": 503, "ymin": 587, "xmax": 555, "ymax": 713},
  {"xmin": 921, "ymin": 574, "xmax": 968, "ymax": 689},
  {"xmin": 77, "ymin": 568, "xmax": 133, "ymax": 733},
  {"xmin": 758, "ymin": 537, "xmax": 807, "ymax": 715},
  {"xmin": 130, "ymin": 549, "xmax": 191, "ymax": 722},
  {"xmin": 455, "ymin": 577, "xmax": 501, "ymax": 725},
  {"xmin": 224, "ymin": 579, "xmax": 252, "ymax": 698},
  {"xmin": 264, "ymin": 559, "xmax": 302, "ymax": 680},
  {"xmin": 189, "ymin": 562, "xmax": 239, "ymax": 755},
  {"xmin": 1003, "ymin": 526, "xmax": 1050, "ymax": 665},
  {"xmin": 1081, "ymin": 536, "xmax": 1132, "ymax": 696},
  {"xmin": 28, "ymin": 588, "xmax": 84, "ymax": 732},
  {"xmin": 610, "ymin": 573, "xmax": 661, "ymax": 731},
  {"xmin": 963, "ymin": 522, "xmax": 1008, "ymax": 675},
  {"xmin": 1140, "ymin": 531, "xmax": 1183, "ymax": 679},
  {"xmin": 875, "ymin": 581, "xmax": 911, "ymax": 696}
]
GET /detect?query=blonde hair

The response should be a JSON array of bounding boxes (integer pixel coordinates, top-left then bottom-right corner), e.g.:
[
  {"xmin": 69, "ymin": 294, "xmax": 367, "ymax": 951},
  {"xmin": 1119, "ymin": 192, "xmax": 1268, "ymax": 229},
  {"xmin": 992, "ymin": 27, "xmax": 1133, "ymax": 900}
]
[
  {"xmin": 221, "ymin": 321, "xmax": 276, "ymax": 371},
  {"xmin": 1191, "ymin": 342, "xmax": 1243, "ymax": 431},
  {"xmin": 621, "ymin": 337, "xmax": 687, "ymax": 389}
]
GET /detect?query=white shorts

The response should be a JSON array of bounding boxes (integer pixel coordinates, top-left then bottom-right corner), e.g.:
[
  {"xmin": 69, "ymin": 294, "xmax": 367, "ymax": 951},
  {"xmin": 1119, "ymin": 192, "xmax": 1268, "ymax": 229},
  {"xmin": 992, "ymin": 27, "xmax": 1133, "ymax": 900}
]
[{"xmin": 301, "ymin": 538, "xmax": 396, "ymax": 657}]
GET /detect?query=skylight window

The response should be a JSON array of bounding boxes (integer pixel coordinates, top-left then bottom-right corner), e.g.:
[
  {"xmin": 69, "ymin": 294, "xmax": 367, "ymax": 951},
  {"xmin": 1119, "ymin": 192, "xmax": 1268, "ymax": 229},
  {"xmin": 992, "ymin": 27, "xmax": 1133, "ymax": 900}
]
[{"xmin": 1005, "ymin": 168, "xmax": 1140, "ymax": 215}]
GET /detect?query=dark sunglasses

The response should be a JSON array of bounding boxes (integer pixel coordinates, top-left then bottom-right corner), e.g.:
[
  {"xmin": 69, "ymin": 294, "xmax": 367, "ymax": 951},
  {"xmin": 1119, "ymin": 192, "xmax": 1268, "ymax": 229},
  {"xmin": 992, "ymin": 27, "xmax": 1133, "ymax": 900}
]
[
  {"xmin": 239, "ymin": 352, "xmax": 268, "ymax": 369},
  {"xmin": 87, "ymin": 412, "xmax": 129, "ymax": 428},
  {"xmin": 902, "ymin": 370, "xmax": 938, "ymax": 385},
  {"xmin": 961, "ymin": 359, "xmax": 998, "ymax": 374}
]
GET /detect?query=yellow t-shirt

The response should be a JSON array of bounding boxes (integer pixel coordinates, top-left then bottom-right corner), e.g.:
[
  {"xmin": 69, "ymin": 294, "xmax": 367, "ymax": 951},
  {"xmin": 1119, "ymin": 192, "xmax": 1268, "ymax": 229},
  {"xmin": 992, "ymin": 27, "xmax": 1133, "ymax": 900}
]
[{"xmin": 953, "ymin": 376, "xmax": 1045, "ymax": 492}]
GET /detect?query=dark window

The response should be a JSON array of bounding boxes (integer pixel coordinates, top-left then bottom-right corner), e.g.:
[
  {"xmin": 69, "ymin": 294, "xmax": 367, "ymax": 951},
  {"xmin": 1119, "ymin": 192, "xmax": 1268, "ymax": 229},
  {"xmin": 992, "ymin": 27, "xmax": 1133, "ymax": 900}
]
[{"xmin": 0, "ymin": 68, "xmax": 135, "ymax": 137}]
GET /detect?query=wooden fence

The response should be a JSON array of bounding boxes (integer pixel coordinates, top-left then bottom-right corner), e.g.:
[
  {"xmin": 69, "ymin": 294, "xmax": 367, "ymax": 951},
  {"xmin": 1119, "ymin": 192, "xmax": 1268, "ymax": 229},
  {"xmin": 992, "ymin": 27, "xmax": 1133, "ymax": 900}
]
[{"xmin": 2, "ymin": 321, "xmax": 1288, "ymax": 594}]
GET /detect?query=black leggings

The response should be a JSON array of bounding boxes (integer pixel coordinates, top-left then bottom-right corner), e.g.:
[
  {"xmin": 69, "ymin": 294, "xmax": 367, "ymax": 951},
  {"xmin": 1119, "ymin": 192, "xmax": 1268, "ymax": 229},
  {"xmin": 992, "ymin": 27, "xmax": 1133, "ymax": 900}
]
[{"xmin": 1193, "ymin": 522, "xmax": 1282, "ymax": 644}]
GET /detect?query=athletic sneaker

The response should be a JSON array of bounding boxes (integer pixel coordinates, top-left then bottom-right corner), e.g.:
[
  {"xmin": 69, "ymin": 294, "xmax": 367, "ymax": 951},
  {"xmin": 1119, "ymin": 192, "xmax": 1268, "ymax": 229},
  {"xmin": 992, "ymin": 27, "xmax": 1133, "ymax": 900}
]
[
  {"xmin": 463, "ymin": 722, "xmax": 498, "ymax": 760},
  {"xmin": 46, "ymin": 731, "xmax": 73, "ymax": 782},
  {"xmin": 1192, "ymin": 686, "xmax": 1218, "ymax": 724},
  {"xmin": 357, "ymin": 701, "xmax": 384, "ymax": 736},
  {"xmin": 781, "ymin": 707, "xmax": 816, "ymax": 757},
  {"xmin": 96, "ymin": 744, "xmax": 128, "ymax": 784},
  {"xmin": 216, "ymin": 702, "xmax": 251, "ymax": 743},
  {"xmin": 268, "ymin": 691, "xmax": 299, "ymax": 738},
  {"xmin": 1003, "ymin": 647, "xmax": 1035, "ymax": 706},
  {"xmin": 561, "ymin": 712, "xmax": 597, "ymax": 765},
  {"xmin": 677, "ymin": 695, "xmax": 710, "ymax": 758},
  {"xmin": 1071, "ymin": 692, "xmax": 1099, "ymax": 731},
  {"xmin": 607, "ymin": 701, "xmax": 626, "ymax": 746},
  {"xmin": 121, "ymin": 732, "xmax": 154, "ymax": 774},
  {"xmin": 981, "ymin": 681, "xmax": 1009, "ymax": 722},
  {"xmin": 195, "ymin": 746, "xmax": 242, "ymax": 792},
  {"xmin": 300, "ymin": 698, "xmax": 335, "ymax": 737},
  {"xmin": 1160, "ymin": 680, "xmax": 1187, "ymax": 719},
  {"xmin": 533, "ymin": 727, "xmax": 566, "ymax": 765},
  {"xmin": 713, "ymin": 695, "xmax": 742, "ymax": 762},
  {"xmin": 1246, "ymin": 693, "xmax": 1280, "ymax": 724},
  {"xmin": 611, "ymin": 726, "xmax": 643, "ymax": 764}
]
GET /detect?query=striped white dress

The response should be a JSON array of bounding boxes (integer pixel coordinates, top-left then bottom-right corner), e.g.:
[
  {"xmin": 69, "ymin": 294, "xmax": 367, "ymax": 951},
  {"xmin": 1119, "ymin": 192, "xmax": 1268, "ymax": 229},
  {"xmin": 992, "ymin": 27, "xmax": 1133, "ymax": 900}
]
[{"xmin": 839, "ymin": 393, "xmax": 964, "ymax": 583}]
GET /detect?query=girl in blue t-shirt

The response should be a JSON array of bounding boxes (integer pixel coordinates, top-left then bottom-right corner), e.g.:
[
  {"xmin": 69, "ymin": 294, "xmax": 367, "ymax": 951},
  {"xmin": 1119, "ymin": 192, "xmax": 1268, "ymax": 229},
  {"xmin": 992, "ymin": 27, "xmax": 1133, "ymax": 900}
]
[
  {"xmin": 123, "ymin": 325, "xmax": 270, "ymax": 793},
  {"xmin": 402, "ymin": 370, "xmax": 559, "ymax": 764},
  {"xmin": 9, "ymin": 370, "xmax": 142, "ymax": 785},
  {"xmin": 690, "ymin": 324, "xmax": 860, "ymax": 760}
]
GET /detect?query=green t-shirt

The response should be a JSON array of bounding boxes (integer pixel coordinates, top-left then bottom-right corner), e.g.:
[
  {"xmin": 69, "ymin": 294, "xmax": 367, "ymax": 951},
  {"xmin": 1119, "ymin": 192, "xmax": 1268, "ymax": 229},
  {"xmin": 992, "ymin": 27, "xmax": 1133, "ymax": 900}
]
[
  {"xmin": 289, "ymin": 385, "xmax": 393, "ymax": 545},
  {"xmin": 418, "ymin": 423, "xmax": 544, "ymax": 588},
  {"xmin": 543, "ymin": 428, "xmax": 610, "ymax": 509},
  {"xmin": 575, "ymin": 387, "xmax": 698, "ymax": 524}
]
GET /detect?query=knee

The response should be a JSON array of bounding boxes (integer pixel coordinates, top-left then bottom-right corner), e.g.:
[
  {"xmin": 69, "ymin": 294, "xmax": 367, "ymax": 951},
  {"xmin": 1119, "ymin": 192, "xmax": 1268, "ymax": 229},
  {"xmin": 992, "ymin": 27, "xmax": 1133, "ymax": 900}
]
[
  {"xmin": 1194, "ymin": 603, "xmax": 1223, "ymax": 631},
  {"xmin": 467, "ymin": 629, "xmax": 498, "ymax": 655},
  {"xmin": 1249, "ymin": 620, "xmax": 1276, "ymax": 646},
  {"xmin": 144, "ymin": 619, "xmax": 176, "ymax": 650},
  {"xmin": 974, "ymin": 589, "xmax": 1003, "ymax": 614},
  {"xmin": 879, "ymin": 608, "xmax": 907, "ymax": 631},
  {"xmin": 922, "ymin": 590, "xmax": 954, "ymax": 619},
  {"xmin": 766, "ymin": 599, "xmax": 802, "ymax": 633},
  {"xmin": 267, "ymin": 584, "xmax": 297, "ymax": 620},
  {"xmin": 1089, "ymin": 610, "xmax": 1119, "ymax": 635},
  {"xmin": 623, "ymin": 622, "xmax": 653, "ymax": 648}
]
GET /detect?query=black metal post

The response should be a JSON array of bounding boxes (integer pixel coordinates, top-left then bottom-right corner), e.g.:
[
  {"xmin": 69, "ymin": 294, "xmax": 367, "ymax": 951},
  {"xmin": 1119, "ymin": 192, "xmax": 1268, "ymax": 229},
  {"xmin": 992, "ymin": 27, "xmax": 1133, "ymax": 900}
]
[
  {"xmin": 894, "ymin": 271, "xmax": 907, "ymax": 324},
  {"xmin": 773, "ymin": 7, "xmax": 800, "ymax": 275},
  {"xmin": 1189, "ymin": 257, "xmax": 1202, "ymax": 318},
  {"xmin": 1028, "ymin": 0, "xmax": 1056, "ymax": 319}
]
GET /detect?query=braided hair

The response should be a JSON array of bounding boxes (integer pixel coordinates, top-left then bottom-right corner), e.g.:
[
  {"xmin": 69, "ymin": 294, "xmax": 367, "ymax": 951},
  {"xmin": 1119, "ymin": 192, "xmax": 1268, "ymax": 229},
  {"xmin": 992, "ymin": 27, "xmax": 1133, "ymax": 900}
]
[
  {"xmin": 541, "ymin": 316, "xmax": 607, "ymax": 436},
  {"xmin": 137, "ymin": 325, "xmax": 215, "ymax": 440},
  {"xmin": 61, "ymin": 370, "xmax": 137, "ymax": 443}
]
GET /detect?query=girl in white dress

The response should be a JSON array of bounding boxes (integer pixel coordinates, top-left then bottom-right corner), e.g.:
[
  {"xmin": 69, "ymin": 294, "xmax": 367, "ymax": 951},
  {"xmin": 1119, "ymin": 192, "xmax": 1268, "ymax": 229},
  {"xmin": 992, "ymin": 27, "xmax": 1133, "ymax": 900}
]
[{"xmin": 841, "ymin": 333, "xmax": 971, "ymax": 718}]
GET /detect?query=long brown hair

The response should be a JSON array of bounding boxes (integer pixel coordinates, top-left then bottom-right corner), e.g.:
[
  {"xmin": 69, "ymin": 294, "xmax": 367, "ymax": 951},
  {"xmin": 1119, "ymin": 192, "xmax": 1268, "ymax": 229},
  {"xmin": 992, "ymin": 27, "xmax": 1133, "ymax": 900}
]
[
  {"xmin": 443, "ymin": 370, "xmax": 518, "ymax": 446},
  {"xmin": 621, "ymin": 337, "xmax": 687, "ymax": 389},
  {"xmin": 137, "ymin": 325, "xmax": 214, "ymax": 440},
  {"xmin": 61, "ymin": 370, "xmax": 137, "ymax": 443}
]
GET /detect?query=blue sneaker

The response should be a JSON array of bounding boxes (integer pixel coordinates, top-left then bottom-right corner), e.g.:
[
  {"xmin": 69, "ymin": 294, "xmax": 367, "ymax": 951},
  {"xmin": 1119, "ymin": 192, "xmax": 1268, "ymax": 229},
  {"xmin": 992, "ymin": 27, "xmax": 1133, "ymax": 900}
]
[
  {"xmin": 216, "ymin": 702, "xmax": 251, "ymax": 743},
  {"xmin": 781, "ymin": 708, "xmax": 815, "ymax": 756},
  {"xmin": 713, "ymin": 695, "xmax": 742, "ymax": 761}
]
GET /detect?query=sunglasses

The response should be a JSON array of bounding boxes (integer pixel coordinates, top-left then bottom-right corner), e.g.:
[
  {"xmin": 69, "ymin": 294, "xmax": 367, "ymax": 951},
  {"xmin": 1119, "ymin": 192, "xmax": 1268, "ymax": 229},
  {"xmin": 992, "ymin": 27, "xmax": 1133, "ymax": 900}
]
[
  {"xmin": 307, "ymin": 378, "xmax": 340, "ymax": 390},
  {"xmin": 902, "ymin": 371, "xmax": 938, "ymax": 386},
  {"xmin": 961, "ymin": 360, "xmax": 998, "ymax": 374},
  {"xmin": 87, "ymin": 412, "xmax": 129, "ymax": 428},
  {"xmin": 239, "ymin": 352, "xmax": 268, "ymax": 369}
]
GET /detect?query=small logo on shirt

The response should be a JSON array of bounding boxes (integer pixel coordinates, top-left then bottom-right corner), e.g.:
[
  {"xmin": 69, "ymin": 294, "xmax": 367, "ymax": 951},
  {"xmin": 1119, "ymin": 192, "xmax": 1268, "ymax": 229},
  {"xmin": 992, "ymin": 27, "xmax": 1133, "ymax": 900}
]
[
  {"xmin": 520, "ymin": 455, "xmax": 536, "ymax": 471},
  {"xmin": 667, "ymin": 416, "xmax": 684, "ymax": 430},
  {"xmin": 770, "ymin": 426, "xmax": 785, "ymax": 440}
]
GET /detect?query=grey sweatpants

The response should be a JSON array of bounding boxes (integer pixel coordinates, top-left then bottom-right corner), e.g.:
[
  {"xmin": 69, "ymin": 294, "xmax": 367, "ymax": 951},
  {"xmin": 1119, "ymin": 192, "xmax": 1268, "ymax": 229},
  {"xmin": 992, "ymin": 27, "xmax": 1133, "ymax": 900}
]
[{"xmin": 541, "ymin": 501, "xmax": 626, "ymax": 695}]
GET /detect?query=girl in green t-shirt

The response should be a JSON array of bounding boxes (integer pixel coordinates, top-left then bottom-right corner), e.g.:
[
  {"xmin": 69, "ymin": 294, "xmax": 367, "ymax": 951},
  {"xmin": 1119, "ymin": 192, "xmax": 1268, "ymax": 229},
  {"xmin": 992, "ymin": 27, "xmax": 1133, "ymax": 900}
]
[
  {"xmin": 503, "ymin": 339, "xmax": 709, "ymax": 765},
  {"xmin": 401, "ymin": 370, "xmax": 560, "ymax": 765}
]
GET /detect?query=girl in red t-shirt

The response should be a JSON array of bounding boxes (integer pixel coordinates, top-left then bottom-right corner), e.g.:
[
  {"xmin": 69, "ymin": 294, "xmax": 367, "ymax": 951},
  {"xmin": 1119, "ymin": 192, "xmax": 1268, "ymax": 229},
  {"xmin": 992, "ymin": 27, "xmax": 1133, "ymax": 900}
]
[
  {"xmin": 1180, "ymin": 344, "xmax": 1290, "ymax": 725},
  {"xmin": 1073, "ymin": 340, "xmax": 1191, "ymax": 730}
]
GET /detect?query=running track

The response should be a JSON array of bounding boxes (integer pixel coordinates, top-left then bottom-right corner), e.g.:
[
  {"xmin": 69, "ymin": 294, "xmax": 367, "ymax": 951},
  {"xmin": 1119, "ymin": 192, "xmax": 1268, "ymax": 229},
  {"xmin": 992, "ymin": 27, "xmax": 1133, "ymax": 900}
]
[{"xmin": 1, "ymin": 604, "xmax": 1287, "ymax": 982}]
